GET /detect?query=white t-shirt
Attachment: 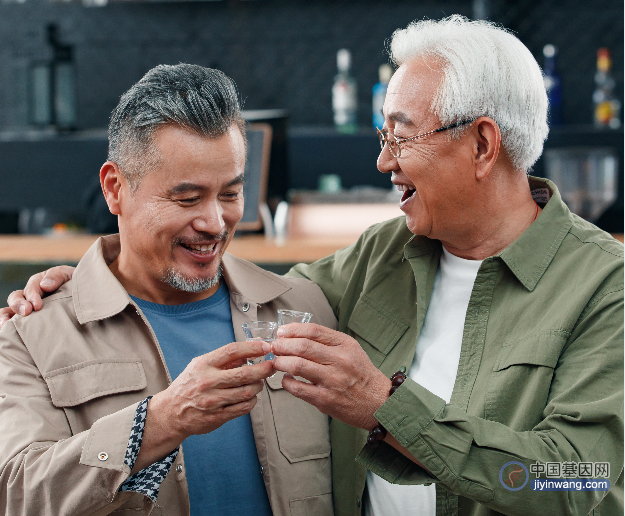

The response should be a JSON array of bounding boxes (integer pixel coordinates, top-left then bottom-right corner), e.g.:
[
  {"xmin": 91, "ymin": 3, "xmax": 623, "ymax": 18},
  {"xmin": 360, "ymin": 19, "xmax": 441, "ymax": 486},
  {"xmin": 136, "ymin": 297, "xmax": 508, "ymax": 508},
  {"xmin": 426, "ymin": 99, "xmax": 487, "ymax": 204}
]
[{"xmin": 366, "ymin": 248, "xmax": 483, "ymax": 516}]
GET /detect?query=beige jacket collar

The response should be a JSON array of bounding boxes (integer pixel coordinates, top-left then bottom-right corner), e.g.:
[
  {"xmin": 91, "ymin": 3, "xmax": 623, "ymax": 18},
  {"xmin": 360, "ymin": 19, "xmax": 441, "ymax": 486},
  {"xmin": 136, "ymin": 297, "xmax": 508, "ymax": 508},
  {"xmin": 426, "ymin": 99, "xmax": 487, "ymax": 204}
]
[{"xmin": 73, "ymin": 234, "xmax": 292, "ymax": 325}]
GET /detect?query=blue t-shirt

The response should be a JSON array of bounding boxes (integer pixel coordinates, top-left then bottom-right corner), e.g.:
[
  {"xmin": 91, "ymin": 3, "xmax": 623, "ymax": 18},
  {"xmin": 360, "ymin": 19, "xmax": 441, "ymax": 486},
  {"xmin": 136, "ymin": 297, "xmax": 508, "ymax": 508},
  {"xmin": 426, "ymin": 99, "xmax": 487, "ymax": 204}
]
[{"xmin": 131, "ymin": 282, "xmax": 272, "ymax": 516}]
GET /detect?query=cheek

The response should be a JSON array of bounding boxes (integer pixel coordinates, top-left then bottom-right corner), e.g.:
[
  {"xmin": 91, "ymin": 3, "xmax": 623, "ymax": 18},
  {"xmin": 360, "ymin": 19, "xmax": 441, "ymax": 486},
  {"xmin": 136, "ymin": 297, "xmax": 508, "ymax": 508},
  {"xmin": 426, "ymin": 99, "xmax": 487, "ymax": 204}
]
[
  {"xmin": 139, "ymin": 203, "xmax": 164, "ymax": 231},
  {"xmin": 224, "ymin": 199, "xmax": 244, "ymax": 226}
]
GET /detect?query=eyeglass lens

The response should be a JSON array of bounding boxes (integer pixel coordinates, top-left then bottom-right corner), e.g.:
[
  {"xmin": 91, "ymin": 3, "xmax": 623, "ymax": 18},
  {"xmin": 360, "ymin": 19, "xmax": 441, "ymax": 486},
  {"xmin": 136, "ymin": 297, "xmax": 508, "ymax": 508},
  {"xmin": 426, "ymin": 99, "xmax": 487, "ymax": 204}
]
[{"xmin": 377, "ymin": 129, "xmax": 400, "ymax": 157}]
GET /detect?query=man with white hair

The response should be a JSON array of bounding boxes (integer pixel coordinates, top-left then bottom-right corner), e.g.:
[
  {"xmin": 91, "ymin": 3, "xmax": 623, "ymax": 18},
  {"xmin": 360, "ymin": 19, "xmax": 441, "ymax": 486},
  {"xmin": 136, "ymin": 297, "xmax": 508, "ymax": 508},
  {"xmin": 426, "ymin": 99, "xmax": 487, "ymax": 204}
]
[
  {"xmin": 3, "ymin": 16, "xmax": 623, "ymax": 516},
  {"xmin": 269, "ymin": 15, "xmax": 623, "ymax": 516}
]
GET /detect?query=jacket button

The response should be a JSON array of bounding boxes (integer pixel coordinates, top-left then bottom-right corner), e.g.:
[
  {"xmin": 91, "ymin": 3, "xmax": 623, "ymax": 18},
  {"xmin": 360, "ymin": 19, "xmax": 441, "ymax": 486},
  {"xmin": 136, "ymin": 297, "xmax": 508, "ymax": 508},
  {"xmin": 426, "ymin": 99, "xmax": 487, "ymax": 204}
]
[
  {"xmin": 98, "ymin": 452, "xmax": 108, "ymax": 461},
  {"xmin": 242, "ymin": 303, "xmax": 250, "ymax": 312},
  {"xmin": 356, "ymin": 496, "xmax": 361, "ymax": 507},
  {"xmin": 176, "ymin": 465, "xmax": 183, "ymax": 473}
]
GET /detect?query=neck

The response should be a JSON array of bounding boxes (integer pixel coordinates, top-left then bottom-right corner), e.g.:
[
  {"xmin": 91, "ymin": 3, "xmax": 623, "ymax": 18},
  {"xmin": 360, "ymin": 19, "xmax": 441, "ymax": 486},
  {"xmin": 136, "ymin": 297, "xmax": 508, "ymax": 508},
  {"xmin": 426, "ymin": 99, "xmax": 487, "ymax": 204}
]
[{"xmin": 440, "ymin": 170, "xmax": 540, "ymax": 260}]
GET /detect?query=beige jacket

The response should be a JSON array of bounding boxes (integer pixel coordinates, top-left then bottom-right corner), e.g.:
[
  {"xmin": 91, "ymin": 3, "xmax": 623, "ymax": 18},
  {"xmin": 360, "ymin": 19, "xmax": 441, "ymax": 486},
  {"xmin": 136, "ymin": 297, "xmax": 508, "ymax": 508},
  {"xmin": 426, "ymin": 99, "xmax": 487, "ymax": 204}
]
[{"xmin": 0, "ymin": 235, "xmax": 337, "ymax": 516}]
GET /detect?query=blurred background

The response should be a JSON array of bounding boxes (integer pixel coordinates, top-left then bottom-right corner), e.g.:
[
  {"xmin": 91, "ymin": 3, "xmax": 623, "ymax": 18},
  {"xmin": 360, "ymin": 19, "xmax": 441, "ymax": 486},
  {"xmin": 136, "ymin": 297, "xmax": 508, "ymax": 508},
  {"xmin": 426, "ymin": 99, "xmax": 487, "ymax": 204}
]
[{"xmin": 0, "ymin": 0, "xmax": 622, "ymax": 296}]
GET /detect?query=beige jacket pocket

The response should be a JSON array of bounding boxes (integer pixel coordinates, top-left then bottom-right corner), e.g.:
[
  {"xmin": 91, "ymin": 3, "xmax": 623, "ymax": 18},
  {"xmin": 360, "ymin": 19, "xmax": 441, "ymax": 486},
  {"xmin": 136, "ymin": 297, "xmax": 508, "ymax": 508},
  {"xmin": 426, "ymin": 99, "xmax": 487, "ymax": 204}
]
[
  {"xmin": 289, "ymin": 493, "xmax": 333, "ymax": 516},
  {"xmin": 44, "ymin": 358, "xmax": 147, "ymax": 407},
  {"xmin": 266, "ymin": 373, "xmax": 331, "ymax": 463}
]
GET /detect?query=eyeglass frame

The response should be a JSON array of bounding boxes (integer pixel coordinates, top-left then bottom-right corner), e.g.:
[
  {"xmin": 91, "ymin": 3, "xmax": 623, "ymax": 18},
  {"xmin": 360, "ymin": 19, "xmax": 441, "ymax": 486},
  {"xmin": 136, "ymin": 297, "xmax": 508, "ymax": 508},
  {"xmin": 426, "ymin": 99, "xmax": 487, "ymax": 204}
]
[{"xmin": 377, "ymin": 119, "xmax": 476, "ymax": 158}]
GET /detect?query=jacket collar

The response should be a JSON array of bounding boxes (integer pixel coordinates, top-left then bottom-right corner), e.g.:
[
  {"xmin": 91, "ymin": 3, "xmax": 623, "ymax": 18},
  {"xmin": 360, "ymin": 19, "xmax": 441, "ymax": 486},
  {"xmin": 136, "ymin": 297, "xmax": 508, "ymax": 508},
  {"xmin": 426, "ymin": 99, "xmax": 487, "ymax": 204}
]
[
  {"xmin": 402, "ymin": 176, "xmax": 573, "ymax": 292},
  {"xmin": 497, "ymin": 176, "xmax": 573, "ymax": 291},
  {"xmin": 73, "ymin": 234, "xmax": 292, "ymax": 324},
  {"xmin": 73, "ymin": 235, "xmax": 130, "ymax": 324}
]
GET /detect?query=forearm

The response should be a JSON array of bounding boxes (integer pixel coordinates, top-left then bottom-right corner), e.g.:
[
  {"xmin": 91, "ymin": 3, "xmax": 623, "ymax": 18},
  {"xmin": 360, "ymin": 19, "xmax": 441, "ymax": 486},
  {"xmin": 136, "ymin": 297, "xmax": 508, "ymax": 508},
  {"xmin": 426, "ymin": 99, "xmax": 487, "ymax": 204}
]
[
  {"xmin": 130, "ymin": 394, "xmax": 184, "ymax": 474},
  {"xmin": 358, "ymin": 379, "xmax": 622, "ymax": 515}
]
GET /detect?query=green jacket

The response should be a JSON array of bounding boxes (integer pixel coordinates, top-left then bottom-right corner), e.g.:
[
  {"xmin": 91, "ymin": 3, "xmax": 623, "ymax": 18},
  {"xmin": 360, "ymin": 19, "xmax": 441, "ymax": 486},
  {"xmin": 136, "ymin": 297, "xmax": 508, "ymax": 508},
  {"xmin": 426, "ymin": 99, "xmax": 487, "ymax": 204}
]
[{"xmin": 289, "ymin": 177, "xmax": 623, "ymax": 516}]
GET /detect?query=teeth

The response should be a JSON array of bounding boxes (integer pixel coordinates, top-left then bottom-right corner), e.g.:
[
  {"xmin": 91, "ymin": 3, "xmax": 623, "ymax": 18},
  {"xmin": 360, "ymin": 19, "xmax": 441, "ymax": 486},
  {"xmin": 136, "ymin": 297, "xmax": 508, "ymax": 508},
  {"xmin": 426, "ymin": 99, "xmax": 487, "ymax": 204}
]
[
  {"xmin": 395, "ymin": 184, "xmax": 415, "ymax": 192},
  {"xmin": 187, "ymin": 243, "xmax": 216, "ymax": 252}
]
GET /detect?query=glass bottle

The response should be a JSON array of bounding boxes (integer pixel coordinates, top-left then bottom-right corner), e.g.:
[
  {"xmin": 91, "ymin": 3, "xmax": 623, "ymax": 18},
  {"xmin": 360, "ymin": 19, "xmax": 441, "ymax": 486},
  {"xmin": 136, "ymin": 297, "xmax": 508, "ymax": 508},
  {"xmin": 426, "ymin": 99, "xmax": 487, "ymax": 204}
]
[
  {"xmin": 332, "ymin": 49, "xmax": 358, "ymax": 133},
  {"xmin": 593, "ymin": 48, "xmax": 621, "ymax": 129},
  {"xmin": 372, "ymin": 64, "xmax": 393, "ymax": 128},
  {"xmin": 543, "ymin": 44, "xmax": 563, "ymax": 126}
]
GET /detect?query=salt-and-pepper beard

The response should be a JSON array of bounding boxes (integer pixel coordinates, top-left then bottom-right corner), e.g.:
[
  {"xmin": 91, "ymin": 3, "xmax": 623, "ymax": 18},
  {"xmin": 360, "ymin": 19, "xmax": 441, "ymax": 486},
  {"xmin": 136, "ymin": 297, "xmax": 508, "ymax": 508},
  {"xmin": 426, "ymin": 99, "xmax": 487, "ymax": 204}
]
[{"xmin": 163, "ymin": 264, "xmax": 223, "ymax": 293}]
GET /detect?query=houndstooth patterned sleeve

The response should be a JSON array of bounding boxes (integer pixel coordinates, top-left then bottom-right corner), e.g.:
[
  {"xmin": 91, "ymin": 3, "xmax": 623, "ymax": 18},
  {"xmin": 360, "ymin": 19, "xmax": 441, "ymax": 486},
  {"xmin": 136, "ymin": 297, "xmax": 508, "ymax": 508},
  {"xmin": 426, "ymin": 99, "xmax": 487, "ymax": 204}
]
[{"xmin": 119, "ymin": 396, "xmax": 180, "ymax": 502}]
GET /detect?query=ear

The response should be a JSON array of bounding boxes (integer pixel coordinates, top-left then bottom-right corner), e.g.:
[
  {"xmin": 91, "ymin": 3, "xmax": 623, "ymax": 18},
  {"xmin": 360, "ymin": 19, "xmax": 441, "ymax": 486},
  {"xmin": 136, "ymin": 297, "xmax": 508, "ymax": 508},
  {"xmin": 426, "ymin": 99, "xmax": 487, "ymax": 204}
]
[
  {"xmin": 471, "ymin": 117, "xmax": 501, "ymax": 181},
  {"xmin": 100, "ymin": 161, "xmax": 125, "ymax": 215}
]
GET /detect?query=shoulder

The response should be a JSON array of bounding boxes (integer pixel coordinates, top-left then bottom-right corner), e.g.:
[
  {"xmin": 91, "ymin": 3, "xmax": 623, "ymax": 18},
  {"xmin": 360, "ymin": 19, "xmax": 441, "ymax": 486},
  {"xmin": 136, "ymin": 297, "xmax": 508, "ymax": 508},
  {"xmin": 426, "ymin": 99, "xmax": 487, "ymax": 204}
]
[
  {"xmin": 10, "ymin": 281, "xmax": 76, "ymax": 334},
  {"xmin": 556, "ymin": 217, "xmax": 624, "ymax": 310},
  {"xmin": 0, "ymin": 281, "xmax": 78, "ymax": 367},
  {"xmin": 561, "ymin": 216, "xmax": 624, "ymax": 286},
  {"xmin": 566, "ymin": 215, "xmax": 624, "ymax": 261}
]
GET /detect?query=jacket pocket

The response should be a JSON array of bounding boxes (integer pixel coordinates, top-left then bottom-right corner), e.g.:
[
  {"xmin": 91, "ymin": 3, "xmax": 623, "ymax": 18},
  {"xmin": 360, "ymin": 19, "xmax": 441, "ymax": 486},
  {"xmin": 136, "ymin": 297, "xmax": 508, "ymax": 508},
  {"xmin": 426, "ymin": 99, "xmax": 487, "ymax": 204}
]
[
  {"xmin": 347, "ymin": 294, "xmax": 409, "ymax": 357},
  {"xmin": 484, "ymin": 331, "xmax": 568, "ymax": 426},
  {"xmin": 44, "ymin": 358, "xmax": 147, "ymax": 407},
  {"xmin": 289, "ymin": 492, "xmax": 333, "ymax": 516},
  {"xmin": 266, "ymin": 372, "xmax": 331, "ymax": 463},
  {"xmin": 493, "ymin": 331, "xmax": 568, "ymax": 371}
]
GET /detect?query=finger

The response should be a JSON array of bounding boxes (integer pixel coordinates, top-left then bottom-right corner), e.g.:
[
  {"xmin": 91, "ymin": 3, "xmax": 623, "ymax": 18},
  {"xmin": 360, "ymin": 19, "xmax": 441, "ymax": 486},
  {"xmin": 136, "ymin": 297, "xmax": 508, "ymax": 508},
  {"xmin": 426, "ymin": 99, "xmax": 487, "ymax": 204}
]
[
  {"xmin": 276, "ymin": 323, "xmax": 346, "ymax": 347},
  {"xmin": 40, "ymin": 266, "xmax": 75, "ymax": 292},
  {"xmin": 216, "ymin": 396, "xmax": 259, "ymax": 420},
  {"xmin": 192, "ymin": 380, "xmax": 264, "ymax": 414},
  {"xmin": 215, "ymin": 380, "xmax": 265, "ymax": 407},
  {"xmin": 8, "ymin": 290, "xmax": 33, "ymax": 317},
  {"xmin": 0, "ymin": 308, "xmax": 14, "ymax": 328},
  {"xmin": 220, "ymin": 357, "xmax": 248, "ymax": 370},
  {"xmin": 214, "ymin": 359, "xmax": 275, "ymax": 388},
  {"xmin": 281, "ymin": 374, "xmax": 324, "ymax": 407},
  {"xmin": 272, "ymin": 355, "xmax": 328, "ymax": 385},
  {"xmin": 205, "ymin": 341, "xmax": 268, "ymax": 369},
  {"xmin": 271, "ymin": 336, "xmax": 332, "ymax": 364},
  {"xmin": 18, "ymin": 269, "xmax": 47, "ymax": 312}
]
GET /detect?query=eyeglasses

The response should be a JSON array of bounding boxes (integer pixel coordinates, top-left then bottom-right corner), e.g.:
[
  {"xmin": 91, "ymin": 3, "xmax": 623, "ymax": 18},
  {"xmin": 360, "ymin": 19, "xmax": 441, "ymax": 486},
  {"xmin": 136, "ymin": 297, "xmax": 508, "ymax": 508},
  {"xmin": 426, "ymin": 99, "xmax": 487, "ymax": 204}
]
[{"xmin": 377, "ymin": 119, "xmax": 475, "ymax": 158}]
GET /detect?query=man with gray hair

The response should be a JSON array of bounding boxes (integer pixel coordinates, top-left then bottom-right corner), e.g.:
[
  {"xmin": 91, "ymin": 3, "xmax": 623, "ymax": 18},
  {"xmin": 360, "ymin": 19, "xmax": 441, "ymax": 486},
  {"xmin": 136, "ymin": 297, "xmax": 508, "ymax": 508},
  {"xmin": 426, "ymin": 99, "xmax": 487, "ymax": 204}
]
[{"xmin": 0, "ymin": 63, "xmax": 336, "ymax": 515}]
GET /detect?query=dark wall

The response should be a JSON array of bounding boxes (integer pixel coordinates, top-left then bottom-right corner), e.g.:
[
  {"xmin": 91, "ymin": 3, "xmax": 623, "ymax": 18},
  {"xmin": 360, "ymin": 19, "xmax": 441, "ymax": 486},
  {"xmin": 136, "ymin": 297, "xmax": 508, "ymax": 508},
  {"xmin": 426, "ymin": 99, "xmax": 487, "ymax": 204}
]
[{"xmin": 0, "ymin": 0, "xmax": 622, "ymax": 132}]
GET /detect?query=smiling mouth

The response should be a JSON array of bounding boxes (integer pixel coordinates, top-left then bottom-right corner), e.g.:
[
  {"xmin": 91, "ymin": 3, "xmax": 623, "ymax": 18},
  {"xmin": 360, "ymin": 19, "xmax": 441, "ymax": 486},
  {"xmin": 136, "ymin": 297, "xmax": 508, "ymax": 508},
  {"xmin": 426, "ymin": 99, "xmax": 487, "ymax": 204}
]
[
  {"xmin": 395, "ymin": 184, "xmax": 416, "ymax": 203},
  {"xmin": 180, "ymin": 242, "xmax": 217, "ymax": 254}
]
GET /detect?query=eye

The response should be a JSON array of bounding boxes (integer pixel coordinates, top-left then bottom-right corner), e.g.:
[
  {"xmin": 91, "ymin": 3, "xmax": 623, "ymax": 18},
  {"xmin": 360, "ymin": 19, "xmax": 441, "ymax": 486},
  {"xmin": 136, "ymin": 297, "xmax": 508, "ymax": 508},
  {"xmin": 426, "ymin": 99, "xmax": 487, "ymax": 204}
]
[
  {"xmin": 176, "ymin": 197, "xmax": 200, "ymax": 205},
  {"xmin": 221, "ymin": 191, "xmax": 241, "ymax": 200}
]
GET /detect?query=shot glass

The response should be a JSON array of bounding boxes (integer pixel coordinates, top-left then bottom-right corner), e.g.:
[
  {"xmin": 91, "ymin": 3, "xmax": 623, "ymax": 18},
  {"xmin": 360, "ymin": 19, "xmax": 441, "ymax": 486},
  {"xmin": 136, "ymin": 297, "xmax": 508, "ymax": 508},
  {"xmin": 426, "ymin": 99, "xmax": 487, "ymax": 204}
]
[
  {"xmin": 242, "ymin": 321, "xmax": 278, "ymax": 367},
  {"xmin": 277, "ymin": 309, "xmax": 313, "ymax": 326}
]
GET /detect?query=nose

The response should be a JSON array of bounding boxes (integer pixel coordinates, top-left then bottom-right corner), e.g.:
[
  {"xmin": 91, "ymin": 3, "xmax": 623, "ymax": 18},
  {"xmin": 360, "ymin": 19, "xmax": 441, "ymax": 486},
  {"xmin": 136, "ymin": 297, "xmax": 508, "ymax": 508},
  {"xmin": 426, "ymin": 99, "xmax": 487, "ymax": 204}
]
[
  {"xmin": 192, "ymin": 199, "xmax": 225, "ymax": 235},
  {"xmin": 377, "ymin": 143, "xmax": 398, "ymax": 174}
]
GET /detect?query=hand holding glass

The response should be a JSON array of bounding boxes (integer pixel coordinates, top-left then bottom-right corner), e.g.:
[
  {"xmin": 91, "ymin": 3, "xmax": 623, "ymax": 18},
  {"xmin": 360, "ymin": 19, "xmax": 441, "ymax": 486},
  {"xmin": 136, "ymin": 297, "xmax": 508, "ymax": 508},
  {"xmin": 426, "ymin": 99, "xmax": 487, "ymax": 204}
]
[{"xmin": 242, "ymin": 321, "xmax": 278, "ymax": 366}]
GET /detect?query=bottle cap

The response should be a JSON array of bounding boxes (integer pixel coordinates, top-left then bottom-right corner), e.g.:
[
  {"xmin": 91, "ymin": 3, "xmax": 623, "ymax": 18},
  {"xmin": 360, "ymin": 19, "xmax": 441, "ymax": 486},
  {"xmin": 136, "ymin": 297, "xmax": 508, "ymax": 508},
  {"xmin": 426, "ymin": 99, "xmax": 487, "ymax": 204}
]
[
  {"xmin": 543, "ymin": 44, "xmax": 557, "ymax": 58},
  {"xmin": 378, "ymin": 64, "xmax": 393, "ymax": 83},
  {"xmin": 597, "ymin": 48, "xmax": 611, "ymax": 72},
  {"xmin": 337, "ymin": 49, "xmax": 351, "ymax": 72}
]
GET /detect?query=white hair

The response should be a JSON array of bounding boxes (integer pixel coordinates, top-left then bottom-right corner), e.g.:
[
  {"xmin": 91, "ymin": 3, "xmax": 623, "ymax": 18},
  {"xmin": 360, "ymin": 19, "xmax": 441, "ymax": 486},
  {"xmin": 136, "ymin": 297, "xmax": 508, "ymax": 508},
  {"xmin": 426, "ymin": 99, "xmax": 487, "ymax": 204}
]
[{"xmin": 389, "ymin": 15, "xmax": 549, "ymax": 172}]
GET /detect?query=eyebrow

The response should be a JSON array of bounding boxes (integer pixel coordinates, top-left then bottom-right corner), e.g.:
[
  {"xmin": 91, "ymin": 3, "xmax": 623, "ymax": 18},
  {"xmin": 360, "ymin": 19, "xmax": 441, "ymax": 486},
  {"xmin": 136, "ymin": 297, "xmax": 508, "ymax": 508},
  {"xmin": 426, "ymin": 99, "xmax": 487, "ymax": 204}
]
[
  {"xmin": 167, "ymin": 182, "xmax": 205, "ymax": 195},
  {"xmin": 387, "ymin": 111, "xmax": 415, "ymax": 126},
  {"xmin": 226, "ymin": 173, "xmax": 245, "ymax": 187},
  {"xmin": 167, "ymin": 174, "xmax": 245, "ymax": 195}
]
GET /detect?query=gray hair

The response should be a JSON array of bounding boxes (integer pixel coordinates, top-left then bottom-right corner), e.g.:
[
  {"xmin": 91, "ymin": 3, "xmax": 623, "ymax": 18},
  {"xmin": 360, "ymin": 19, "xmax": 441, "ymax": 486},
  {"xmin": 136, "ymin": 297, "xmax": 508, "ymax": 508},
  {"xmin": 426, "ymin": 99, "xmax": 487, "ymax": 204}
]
[
  {"xmin": 108, "ymin": 63, "xmax": 245, "ymax": 191},
  {"xmin": 389, "ymin": 15, "xmax": 549, "ymax": 172}
]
